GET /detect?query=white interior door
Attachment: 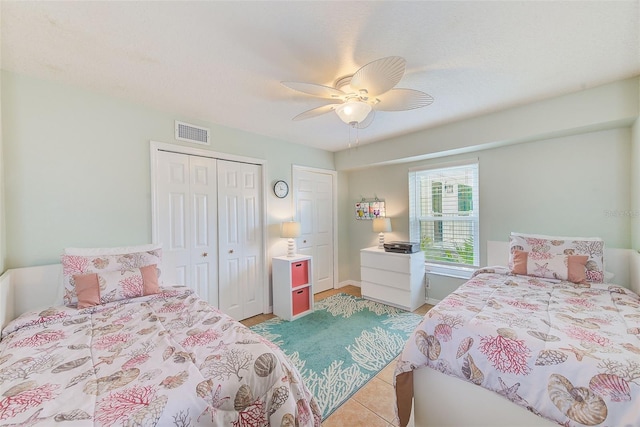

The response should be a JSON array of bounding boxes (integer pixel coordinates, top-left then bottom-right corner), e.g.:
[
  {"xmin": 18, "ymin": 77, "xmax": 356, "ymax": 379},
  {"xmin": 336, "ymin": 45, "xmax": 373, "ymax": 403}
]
[
  {"xmin": 217, "ymin": 160, "xmax": 263, "ymax": 320},
  {"xmin": 156, "ymin": 151, "xmax": 218, "ymax": 306},
  {"xmin": 294, "ymin": 167, "xmax": 335, "ymax": 293}
]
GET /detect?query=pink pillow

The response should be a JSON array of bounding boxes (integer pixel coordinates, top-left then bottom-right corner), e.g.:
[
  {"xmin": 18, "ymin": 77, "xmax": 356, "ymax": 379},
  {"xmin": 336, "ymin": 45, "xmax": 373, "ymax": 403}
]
[
  {"xmin": 73, "ymin": 273, "xmax": 101, "ymax": 309},
  {"xmin": 511, "ymin": 250, "xmax": 587, "ymax": 284},
  {"xmin": 140, "ymin": 264, "xmax": 160, "ymax": 296}
]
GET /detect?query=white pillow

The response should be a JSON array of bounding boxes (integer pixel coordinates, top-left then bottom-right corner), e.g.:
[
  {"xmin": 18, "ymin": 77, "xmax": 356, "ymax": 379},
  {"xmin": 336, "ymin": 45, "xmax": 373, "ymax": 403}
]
[{"xmin": 64, "ymin": 243, "xmax": 162, "ymax": 256}]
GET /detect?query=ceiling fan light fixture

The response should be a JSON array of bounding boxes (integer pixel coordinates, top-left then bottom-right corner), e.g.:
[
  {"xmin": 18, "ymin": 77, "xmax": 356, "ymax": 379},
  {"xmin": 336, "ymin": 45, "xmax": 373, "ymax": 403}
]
[{"xmin": 334, "ymin": 99, "xmax": 372, "ymax": 125}]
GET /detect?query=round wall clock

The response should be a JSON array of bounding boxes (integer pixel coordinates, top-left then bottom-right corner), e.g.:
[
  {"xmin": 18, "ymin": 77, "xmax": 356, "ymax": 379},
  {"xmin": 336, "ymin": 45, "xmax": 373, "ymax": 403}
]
[{"xmin": 273, "ymin": 180, "xmax": 289, "ymax": 198}]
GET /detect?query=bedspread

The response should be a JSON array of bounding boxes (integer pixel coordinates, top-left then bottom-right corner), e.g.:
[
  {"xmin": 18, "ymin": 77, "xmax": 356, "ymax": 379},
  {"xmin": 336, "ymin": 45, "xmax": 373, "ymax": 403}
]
[
  {"xmin": 396, "ymin": 268, "xmax": 640, "ymax": 427},
  {"xmin": 0, "ymin": 286, "xmax": 321, "ymax": 426}
]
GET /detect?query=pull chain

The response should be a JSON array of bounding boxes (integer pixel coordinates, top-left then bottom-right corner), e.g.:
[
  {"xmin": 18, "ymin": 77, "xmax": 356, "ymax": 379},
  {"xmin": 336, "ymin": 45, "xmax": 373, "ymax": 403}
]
[{"xmin": 348, "ymin": 122, "xmax": 359, "ymax": 149}]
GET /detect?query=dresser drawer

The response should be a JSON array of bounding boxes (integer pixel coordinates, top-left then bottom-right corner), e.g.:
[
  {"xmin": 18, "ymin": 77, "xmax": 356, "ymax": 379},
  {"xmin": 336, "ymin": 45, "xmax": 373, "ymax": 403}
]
[
  {"xmin": 361, "ymin": 281, "xmax": 411, "ymax": 311},
  {"xmin": 361, "ymin": 266, "xmax": 411, "ymax": 290},
  {"xmin": 361, "ymin": 250, "xmax": 411, "ymax": 273}
]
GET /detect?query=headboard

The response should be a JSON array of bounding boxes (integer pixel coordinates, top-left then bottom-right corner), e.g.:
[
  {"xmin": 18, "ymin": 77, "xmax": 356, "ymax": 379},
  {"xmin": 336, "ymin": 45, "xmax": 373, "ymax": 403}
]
[
  {"xmin": 487, "ymin": 240, "xmax": 636, "ymax": 291},
  {"xmin": 0, "ymin": 264, "xmax": 62, "ymax": 330}
]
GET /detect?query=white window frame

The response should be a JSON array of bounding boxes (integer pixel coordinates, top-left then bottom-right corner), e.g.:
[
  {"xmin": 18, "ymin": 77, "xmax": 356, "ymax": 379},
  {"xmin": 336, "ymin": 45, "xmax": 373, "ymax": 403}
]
[{"xmin": 409, "ymin": 159, "xmax": 479, "ymax": 278}]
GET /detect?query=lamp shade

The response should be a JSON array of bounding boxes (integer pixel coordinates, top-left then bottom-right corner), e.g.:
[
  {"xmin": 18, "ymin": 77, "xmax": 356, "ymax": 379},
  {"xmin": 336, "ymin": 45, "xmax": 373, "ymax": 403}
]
[
  {"xmin": 372, "ymin": 217, "xmax": 391, "ymax": 233},
  {"xmin": 335, "ymin": 99, "xmax": 372, "ymax": 124},
  {"xmin": 281, "ymin": 221, "xmax": 301, "ymax": 238}
]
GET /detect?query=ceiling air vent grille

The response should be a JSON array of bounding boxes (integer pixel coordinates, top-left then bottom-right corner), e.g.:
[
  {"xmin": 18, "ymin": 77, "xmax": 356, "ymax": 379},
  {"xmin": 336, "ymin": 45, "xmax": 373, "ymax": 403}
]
[{"xmin": 175, "ymin": 121, "xmax": 210, "ymax": 145}]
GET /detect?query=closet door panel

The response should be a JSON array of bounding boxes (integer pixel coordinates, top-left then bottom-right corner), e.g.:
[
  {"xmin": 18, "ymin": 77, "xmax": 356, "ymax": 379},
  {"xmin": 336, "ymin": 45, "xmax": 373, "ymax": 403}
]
[
  {"xmin": 218, "ymin": 160, "xmax": 263, "ymax": 320},
  {"xmin": 189, "ymin": 156, "xmax": 218, "ymax": 307},
  {"xmin": 157, "ymin": 152, "xmax": 192, "ymax": 287},
  {"xmin": 240, "ymin": 164, "xmax": 263, "ymax": 318},
  {"xmin": 218, "ymin": 162, "xmax": 244, "ymax": 320},
  {"xmin": 157, "ymin": 152, "xmax": 218, "ymax": 307}
]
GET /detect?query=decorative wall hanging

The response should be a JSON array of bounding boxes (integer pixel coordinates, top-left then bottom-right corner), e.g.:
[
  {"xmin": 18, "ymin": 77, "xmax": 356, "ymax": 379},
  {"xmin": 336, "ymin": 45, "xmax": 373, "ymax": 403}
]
[{"xmin": 355, "ymin": 197, "xmax": 386, "ymax": 220}]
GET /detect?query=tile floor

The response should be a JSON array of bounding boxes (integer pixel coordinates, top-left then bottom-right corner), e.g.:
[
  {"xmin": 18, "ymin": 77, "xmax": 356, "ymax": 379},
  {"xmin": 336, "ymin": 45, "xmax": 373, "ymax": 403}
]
[{"xmin": 241, "ymin": 285, "xmax": 432, "ymax": 426}]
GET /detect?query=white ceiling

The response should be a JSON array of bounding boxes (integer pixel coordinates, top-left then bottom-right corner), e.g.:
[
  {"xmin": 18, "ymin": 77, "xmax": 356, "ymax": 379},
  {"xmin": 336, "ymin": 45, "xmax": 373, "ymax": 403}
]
[{"xmin": 2, "ymin": 1, "xmax": 639, "ymax": 152}]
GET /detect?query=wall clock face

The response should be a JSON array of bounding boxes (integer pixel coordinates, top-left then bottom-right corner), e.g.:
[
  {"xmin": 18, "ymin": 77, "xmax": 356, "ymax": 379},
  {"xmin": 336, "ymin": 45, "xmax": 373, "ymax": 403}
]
[{"xmin": 274, "ymin": 180, "xmax": 289, "ymax": 198}]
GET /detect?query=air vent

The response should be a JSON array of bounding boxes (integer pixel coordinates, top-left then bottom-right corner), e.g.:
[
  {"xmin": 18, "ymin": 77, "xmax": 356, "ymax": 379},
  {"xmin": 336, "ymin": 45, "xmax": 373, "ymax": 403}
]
[{"xmin": 175, "ymin": 121, "xmax": 210, "ymax": 145}]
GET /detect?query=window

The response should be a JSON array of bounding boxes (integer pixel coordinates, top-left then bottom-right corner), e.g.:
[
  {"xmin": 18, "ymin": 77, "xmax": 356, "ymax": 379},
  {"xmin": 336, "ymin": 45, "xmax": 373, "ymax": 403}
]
[{"xmin": 409, "ymin": 161, "xmax": 479, "ymax": 268}]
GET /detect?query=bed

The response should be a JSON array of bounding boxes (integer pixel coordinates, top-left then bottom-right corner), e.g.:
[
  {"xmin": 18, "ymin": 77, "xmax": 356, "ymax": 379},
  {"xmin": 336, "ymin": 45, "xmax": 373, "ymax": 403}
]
[
  {"xmin": 0, "ymin": 244, "xmax": 321, "ymax": 426},
  {"xmin": 395, "ymin": 234, "xmax": 640, "ymax": 427}
]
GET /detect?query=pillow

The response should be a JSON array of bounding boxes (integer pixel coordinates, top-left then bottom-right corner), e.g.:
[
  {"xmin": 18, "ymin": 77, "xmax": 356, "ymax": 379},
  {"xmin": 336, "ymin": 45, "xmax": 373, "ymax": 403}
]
[
  {"xmin": 74, "ymin": 273, "xmax": 101, "ymax": 309},
  {"xmin": 511, "ymin": 250, "xmax": 588, "ymax": 283},
  {"xmin": 64, "ymin": 243, "xmax": 161, "ymax": 256},
  {"xmin": 508, "ymin": 232, "xmax": 604, "ymax": 283},
  {"xmin": 62, "ymin": 244, "xmax": 162, "ymax": 306},
  {"xmin": 73, "ymin": 264, "xmax": 159, "ymax": 307}
]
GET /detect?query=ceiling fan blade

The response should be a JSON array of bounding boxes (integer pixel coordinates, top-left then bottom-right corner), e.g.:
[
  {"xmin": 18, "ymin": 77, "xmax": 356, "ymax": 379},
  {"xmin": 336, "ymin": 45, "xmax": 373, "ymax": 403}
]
[
  {"xmin": 292, "ymin": 103, "xmax": 341, "ymax": 121},
  {"xmin": 350, "ymin": 56, "xmax": 406, "ymax": 97},
  {"xmin": 374, "ymin": 88, "xmax": 434, "ymax": 111},
  {"xmin": 281, "ymin": 81, "xmax": 345, "ymax": 99}
]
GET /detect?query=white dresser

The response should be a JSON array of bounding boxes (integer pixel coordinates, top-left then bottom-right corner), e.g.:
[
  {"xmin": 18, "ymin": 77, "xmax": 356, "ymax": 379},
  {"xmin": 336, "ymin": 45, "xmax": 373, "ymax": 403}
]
[{"xmin": 360, "ymin": 246, "xmax": 425, "ymax": 311}]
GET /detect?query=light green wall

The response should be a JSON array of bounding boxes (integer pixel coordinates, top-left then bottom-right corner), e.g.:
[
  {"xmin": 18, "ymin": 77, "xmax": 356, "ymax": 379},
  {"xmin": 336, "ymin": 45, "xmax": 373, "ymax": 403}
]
[
  {"xmin": 0, "ymin": 70, "xmax": 4, "ymax": 273},
  {"xmin": 1, "ymin": 71, "xmax": 334, "ymax": 268},
  {"xmin": 338, "ymin": 77, "xmax": 639, "ymax": 292},
  {"xmin": 2, "ymin": 70, "xmax": 639, "ymax": 295},
  {"xmin": 346, "ymin": 128, "xmax": 631, "ymax": 284},
  {"xmin": 632, "ymin": 116, "xmax": 640, "ymax": 249},
  {"xmin": 335, "ymin": 77, "xmax": 639, "ymax": 171}
]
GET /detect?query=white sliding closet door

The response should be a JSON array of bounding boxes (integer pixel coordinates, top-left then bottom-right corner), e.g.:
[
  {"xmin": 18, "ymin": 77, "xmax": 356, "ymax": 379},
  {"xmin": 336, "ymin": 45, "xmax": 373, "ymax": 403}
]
[
  {"xmin": 156, "ymin": 151, "xmax": 218, "ymax": 306},
  {"xmin": 217, "ymin": 160, "xmax": 264, "ymax": 320}
]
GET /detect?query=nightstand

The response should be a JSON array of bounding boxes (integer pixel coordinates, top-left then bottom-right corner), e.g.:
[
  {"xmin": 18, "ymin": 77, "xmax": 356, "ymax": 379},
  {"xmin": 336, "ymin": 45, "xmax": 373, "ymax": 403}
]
[{"xmin": 272, "ymin": 255, "xmax": 314, "ymax": 320}]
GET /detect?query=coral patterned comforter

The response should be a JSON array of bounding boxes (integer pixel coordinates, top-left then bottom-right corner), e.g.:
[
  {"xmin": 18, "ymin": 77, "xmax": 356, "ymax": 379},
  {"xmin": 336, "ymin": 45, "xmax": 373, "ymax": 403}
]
[
  {"xmin": 396, "ymin": 268, "xmax": 640, "ymax": 427},
  {"xmin": 0, "ymin": 286, "xmax": 320, "ymax": 426}
]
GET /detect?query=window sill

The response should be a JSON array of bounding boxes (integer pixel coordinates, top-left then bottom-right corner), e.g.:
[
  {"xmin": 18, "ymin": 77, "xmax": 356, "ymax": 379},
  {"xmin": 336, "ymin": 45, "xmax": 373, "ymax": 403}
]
[{"xmin": 424, "ymin": 263, "xmax": 477, "ymax": 280}]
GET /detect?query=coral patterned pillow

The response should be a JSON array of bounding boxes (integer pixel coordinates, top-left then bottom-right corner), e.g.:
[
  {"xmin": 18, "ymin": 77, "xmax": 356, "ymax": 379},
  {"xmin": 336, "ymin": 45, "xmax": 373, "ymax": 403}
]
[
  {"xmin": 62, "ymin": 244, "xmax": 162, "ymax": 306},
  {"xmin": 511, "ymin": 250, "xmax": 588, "ymax": 284},
  {"xmin": 508, "ymin": 232, "xmax": 604, "ymax": 283},
  {"xmin": 73, "ymin": 264, "xmax": 159, "ymax": 308}
]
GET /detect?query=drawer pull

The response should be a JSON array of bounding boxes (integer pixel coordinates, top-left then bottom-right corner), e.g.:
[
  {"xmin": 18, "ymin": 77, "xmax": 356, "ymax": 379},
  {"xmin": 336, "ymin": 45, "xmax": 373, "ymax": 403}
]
[
  {"xmin": 294, "ymin": 263, "xmax": 302, "ymax": 267},
  {"xmin": 296, "ymin": 290, "xmax": 304, "ymax": 294}
]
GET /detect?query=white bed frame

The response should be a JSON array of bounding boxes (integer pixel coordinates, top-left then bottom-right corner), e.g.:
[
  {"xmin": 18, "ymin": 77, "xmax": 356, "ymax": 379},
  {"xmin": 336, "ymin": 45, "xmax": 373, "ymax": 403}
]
[
  {"xmin": 0, "ymin": 263, "xmax": 61, "ymax": 330},
  {"xmin": 411, "ymin": 242, "xmax": 640, "ymax": 427},
  {"xmin": 1, "ymin": 245, "xmax": 639, "ymax": 427}
]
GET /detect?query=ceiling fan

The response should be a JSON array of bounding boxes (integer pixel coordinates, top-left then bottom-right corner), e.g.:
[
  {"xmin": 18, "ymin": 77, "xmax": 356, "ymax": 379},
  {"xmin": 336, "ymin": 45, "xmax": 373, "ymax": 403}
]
[{"xmin": 282, "ymin": 56, "xmax": 434, "ymax": 129}]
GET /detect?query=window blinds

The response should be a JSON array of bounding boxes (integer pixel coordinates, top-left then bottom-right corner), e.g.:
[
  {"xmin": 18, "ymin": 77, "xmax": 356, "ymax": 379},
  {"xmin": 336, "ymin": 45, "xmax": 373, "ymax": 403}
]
[{"xmin": 409, "ymin": 162, "xmax": 479, "ymax": 267}]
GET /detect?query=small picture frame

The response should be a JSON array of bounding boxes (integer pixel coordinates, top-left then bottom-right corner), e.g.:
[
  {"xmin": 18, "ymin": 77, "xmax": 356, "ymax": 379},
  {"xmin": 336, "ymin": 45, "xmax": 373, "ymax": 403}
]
[{"xmin": 355, "ymin": 202, "xmax": 369, "ymax": 219}]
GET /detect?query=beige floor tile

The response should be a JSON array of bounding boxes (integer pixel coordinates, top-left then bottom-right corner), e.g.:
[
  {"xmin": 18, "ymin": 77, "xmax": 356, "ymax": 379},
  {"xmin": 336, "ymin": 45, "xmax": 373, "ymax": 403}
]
[
  {"xmin": 322, "ymin": 398, "xmax": 389, "ymax": 427},
  {"xmin": 353, "ymin": 377, "xmax": 399, "ymax": 426},
  {"xmin": 376, "ymin": 359, "xmax": 397, "ymax": 386}
]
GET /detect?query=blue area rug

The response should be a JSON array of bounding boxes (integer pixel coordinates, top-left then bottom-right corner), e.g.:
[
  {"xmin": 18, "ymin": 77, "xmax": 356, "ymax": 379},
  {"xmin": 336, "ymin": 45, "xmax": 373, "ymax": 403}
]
[{"xmin": 250, "ymin": 293, "xmax": 422, "ymax": 419}]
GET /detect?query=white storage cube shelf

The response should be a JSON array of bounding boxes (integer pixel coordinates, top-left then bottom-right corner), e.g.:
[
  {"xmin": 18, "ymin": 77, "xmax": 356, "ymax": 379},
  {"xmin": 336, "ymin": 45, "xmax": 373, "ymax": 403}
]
[{"xmin": 272, "ymin": 255, "xmax": 314, "ymax": 321}]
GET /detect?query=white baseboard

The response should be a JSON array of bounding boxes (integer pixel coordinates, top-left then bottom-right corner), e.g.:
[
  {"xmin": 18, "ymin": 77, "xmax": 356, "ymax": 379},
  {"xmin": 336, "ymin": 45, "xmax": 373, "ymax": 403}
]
[{"xmin": 337, "ymin": 280, "xmax": 360, "ymax": 288}]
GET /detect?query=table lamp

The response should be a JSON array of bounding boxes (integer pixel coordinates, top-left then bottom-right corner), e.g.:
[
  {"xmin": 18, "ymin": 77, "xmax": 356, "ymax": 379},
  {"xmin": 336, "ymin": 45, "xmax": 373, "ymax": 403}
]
[
  {"xmin": 281, "ymin": 221, "xmax": 301, "ymax": 257},
  {"xmin": 372, "ymin": 217, "xmax": 391, "ymax": 249}
]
